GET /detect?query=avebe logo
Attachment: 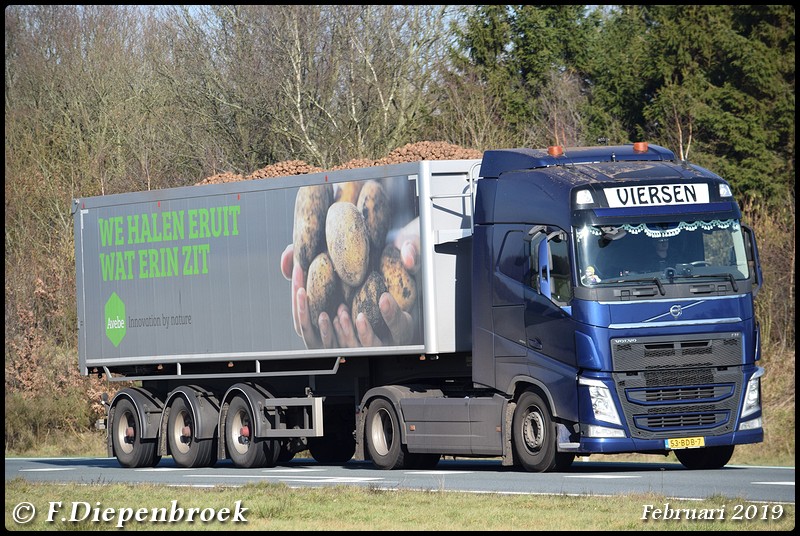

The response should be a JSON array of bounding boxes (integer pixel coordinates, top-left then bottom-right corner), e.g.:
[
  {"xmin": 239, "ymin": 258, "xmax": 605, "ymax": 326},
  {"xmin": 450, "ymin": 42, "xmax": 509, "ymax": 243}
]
[{"xmin": 105, "ymin": 292, "xmax": 127, "ymax": 347}]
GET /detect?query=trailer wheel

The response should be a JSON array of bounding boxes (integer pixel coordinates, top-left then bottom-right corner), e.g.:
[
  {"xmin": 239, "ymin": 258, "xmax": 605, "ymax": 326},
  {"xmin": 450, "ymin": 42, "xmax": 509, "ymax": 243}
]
[
  {"xmin": 365, "ymin": 398, "xmax": 409, "ymax": 470},
  {"xmin": 675, "ymin": 445, "xmax": 734, "ymax": 470},
  {"xmin": 167, "ymin": 397, "xmax": 215, "ymax": 468},
  {"xmin": 512, "ymin": 391, "xmax": 558, "ymax": 473},
  {"xmin": 225, "ymin": 396, "xmax": 279, "ymax": 468},
  {"xmin": 111, "ymin": 398, "xmax": 159, "ymax": 468}
]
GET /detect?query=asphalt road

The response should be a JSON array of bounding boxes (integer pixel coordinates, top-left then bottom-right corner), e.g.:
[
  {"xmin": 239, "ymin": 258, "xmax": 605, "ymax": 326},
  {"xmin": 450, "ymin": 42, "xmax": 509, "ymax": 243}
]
[{"xmin": 5, "ymin": 456, "xmax": 795, "ymax": 504}]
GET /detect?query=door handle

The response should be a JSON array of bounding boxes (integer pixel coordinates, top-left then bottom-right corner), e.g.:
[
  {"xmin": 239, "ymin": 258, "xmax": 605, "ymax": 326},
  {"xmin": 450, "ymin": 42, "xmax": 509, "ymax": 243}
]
[{"xmin": 528, "ymin": 338, "xmax": 543, "ymax": 350}]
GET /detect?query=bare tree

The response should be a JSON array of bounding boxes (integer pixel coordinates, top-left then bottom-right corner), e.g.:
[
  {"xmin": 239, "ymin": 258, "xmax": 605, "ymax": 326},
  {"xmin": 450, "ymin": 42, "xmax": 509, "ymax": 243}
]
[
  {"xmin": 260, "ymin": 5, "xmax": 451, "ymax": 167},
  {"xmin": 646, "ymin": 79, "xmax": 699, "ymax": 161},
  {"xmin": 529, "ymin": 69, "xmax": 589, "ymax": 148},
  {"xmin": 426, "ymin": 69, "xmax": 517, "ymax": 151}
]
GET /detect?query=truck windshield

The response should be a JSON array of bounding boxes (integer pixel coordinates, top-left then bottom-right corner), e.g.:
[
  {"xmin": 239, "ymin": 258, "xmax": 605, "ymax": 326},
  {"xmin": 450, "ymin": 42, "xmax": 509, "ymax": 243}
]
[{"xmin": 574, "ymin": 219, "xmax": 750, "ymax": 287}]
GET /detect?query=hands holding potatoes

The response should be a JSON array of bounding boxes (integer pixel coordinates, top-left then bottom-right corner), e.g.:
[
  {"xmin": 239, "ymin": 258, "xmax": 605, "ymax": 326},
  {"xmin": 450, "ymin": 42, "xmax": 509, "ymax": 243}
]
[{"xmin": 281, "ymin": 180, "xmax": 419, "ymax": 349}]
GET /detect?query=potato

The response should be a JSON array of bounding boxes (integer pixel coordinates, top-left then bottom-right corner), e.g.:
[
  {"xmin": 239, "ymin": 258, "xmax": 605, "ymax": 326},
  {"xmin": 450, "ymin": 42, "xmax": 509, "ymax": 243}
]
[
  {"xmin": 356, "ymin": 180, "xmax": 391, "ymax": 258},
  {"xmin": 306, "ymin": 252, "xmax": 342, "ymax": 329},
  {"xmin": 325, "ymin": 201, "xmax": 370, "ymax": 288},
  {"xmin": 334, "ymin": 181, "xmax": 363, "ymax": 205},
  {"xmin": 380, "ymin": 245, "xmax": 416, "ymax": 312},
  {"xmin": 351, "ymin": 271, "xmax": 390, "ymax": 342},
  {"xmin": 293, "ymin": 184, "xmax": 333, "ymax": 270}
]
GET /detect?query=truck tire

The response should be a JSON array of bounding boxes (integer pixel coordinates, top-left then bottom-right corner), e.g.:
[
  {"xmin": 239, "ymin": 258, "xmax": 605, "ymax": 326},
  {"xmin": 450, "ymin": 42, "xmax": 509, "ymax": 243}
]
[
  {"xmin": 111, "ymin": 398, "xmax": 159, "ymax": 468},
  {"xmin": 308, "ymin": 435, "xmax": 356, "ymax": 464},
  {"xmin": 167, "ymin": 396, "xmax": 215, "ymax": 468},
  {"xmin": 307, "ymin": 404, "xmax": 356, "ymax": 464},
  {"xmin": 224, "ymin": 396, "xmax": 279, "ymax": 469},
  {"xmin": 365, "ymin": 398, "xmax": 410, "ymax": 470},
  {"xmin": 675, "ymin": 445, "xmax": 734, "ymax": 470},
  {"xmin": 277, "ymin": 442, "xmax": 296, "ymax": 463},
  {"xmin": 512, "ymin": 391, "xmax": 558, "ymax": 473},
  {"xmin": 406, "ymin": 453, "xmax": 441, "ymax": 469}
]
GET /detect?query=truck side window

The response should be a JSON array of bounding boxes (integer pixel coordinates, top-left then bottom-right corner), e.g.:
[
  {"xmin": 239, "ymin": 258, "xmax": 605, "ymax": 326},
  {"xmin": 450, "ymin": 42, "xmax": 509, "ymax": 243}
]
[
  {"xmin": 549, "ymin": 236, "xmax": 572, "ymax": 305},
  {"xmin": 497, "ymin": 230, "xmax": 526, "ymax": 283}
]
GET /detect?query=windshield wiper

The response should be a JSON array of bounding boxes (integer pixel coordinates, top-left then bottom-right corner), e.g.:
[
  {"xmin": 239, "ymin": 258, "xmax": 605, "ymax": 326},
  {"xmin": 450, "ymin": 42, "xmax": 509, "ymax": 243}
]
[
  {"xmin": 671, "ymin": 272, "xmax": 739, "ymax": 292},
  {"xmin": 605, "ymin": 277, "xmax": 665, "ymax": 296}
]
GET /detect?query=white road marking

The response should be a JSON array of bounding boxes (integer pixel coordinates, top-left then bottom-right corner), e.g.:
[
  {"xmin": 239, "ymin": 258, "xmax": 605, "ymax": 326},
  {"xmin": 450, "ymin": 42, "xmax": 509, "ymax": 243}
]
[
  {"xmin": 404, "ymin": 470, "xmax": 474, "ymax": 475},
  {"xmin": 563, "ymin": 475, "xmax": 640, "ymax": 479},
  {"xmin": 19, "ymin": 468, "xmax": 74, "ymax": 472},
  {"xmin": 751, "ymin": 481, "xmax": 795, "ymax": 486},
  {"xmin": 185, "ymin": 474, "xmax": 383, "ymax": 484},
  {"xmin": 259, "ymin": 468, "xmax": 326, "ymax": 473},
  {"xmin": 135, "ymin": 467, "xmax": 193, "ymax": 471}
]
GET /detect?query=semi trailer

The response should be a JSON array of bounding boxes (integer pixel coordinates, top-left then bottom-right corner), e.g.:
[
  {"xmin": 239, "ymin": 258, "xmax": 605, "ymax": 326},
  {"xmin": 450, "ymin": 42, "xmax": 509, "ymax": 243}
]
[{"xmin": 73, "ymin": 142, "xmax": 764, "ymax": 471}]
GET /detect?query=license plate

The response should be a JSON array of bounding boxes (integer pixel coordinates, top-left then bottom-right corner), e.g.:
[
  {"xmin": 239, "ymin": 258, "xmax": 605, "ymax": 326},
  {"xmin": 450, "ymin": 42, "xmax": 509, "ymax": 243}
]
[{"xmin": 665, "ymin": 436, "xmax": 705, "ymax": 449}]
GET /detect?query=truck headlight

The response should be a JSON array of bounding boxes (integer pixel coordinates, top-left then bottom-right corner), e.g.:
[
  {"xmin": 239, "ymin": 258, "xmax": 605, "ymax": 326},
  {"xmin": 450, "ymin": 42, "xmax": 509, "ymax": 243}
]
[
  {"xmin": 739, "ymin": 416, "xmax": 762, "ymax": 431},
  {"xmin": 579, "ymin": 377, "xmax": 621, "ymax": 426},
  {"xmin": 740, "ymin": 367, "xmax": 764, "ymax": 419}
]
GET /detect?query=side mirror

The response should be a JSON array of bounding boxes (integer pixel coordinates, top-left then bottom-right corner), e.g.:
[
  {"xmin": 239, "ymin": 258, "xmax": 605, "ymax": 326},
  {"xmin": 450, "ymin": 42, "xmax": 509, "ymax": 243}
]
[{"xmin": 742, "ymin": 225, "xmax": 763, "ymax": 297}]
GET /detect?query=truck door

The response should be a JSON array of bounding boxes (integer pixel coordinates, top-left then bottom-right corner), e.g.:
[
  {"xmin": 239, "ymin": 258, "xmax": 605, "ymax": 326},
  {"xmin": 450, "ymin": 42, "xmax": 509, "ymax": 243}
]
[{"xmin": 523, "ymin": 227, "xmax": 577, "ymax": 367}]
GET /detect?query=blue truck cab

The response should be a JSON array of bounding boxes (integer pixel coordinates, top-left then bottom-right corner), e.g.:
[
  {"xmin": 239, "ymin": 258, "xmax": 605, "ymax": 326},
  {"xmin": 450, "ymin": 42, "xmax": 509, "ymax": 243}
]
[{"xmin": 472, "ymin": 143, "xmax": 764, "ymax": 471}]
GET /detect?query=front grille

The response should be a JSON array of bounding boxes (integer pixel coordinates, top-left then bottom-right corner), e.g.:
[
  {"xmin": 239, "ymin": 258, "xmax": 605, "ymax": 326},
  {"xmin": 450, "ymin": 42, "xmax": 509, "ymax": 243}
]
[
  {"xmin": 611, "ymin": 333, "xmax": 743, "ymax": 440},
  {"xmin": 643, "ymin": 368, "xmax": 713, "ymax": 386},
  {"xmin": 634, "ymin": 411, "xmax": 729, "ymax": 431},
  {"xmin": 612, "ymin": 333, "xmax": 741, "ymax": 371},
  {"xmin": 627, "ymin": 384, "xmax": 734, "ymax": 403}
]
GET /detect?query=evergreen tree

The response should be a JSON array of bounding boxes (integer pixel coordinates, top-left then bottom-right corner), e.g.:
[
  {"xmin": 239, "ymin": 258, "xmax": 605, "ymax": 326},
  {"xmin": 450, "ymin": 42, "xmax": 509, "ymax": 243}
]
[{"xmin": 641, "ymin": 5, "xmax": 794, "ymax": 206}]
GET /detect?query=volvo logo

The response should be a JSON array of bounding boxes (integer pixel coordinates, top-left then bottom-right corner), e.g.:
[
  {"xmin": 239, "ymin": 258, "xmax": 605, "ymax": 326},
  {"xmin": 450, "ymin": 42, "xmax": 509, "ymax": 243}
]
[{"xmin": 669, "ymin": 304, "xmax": 683, "ymax": 319}]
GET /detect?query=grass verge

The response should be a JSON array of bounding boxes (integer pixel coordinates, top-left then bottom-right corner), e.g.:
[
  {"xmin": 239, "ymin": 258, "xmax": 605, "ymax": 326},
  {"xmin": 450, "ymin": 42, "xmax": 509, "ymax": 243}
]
[{"xmin": 5, "ymin": 479, "xmax": 795, "ymax": 531}]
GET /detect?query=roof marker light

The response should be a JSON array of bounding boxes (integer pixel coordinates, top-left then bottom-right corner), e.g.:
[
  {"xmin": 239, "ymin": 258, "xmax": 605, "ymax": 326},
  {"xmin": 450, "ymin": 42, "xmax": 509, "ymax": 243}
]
[
  {"xmin": 719, "ymin": 184, "xmax": 733, "ymax": 198},
  {"xmin": 576, "ymin": 189, "xmax": 594, "ymax": 205},
  {"xmin": 633, "ymin": 141, "xmax": 648, "ymax": 153},
  {"xmin": 548, "ymin": 145, "xmax": 564, "ymax": 157}
]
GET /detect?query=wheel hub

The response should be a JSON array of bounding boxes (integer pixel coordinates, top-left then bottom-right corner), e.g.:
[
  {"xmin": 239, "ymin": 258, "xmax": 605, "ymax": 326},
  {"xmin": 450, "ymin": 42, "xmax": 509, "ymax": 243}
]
[{"xmin": 523, "ymin": 410, "xmax": 544, "ymax": 451}]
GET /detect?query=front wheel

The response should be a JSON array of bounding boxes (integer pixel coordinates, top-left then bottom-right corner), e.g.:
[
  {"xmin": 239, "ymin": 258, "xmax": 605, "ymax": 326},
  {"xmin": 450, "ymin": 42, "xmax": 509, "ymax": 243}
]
[
  {"xmin": 675, "ymin": 445, "xmax": 734, "ymax": 470},
  {"xmin": 512, "ymin": 391, "xmax": 559, "ymax": 473},
  {"xmin": 111, "ymin": 398, "xmax": 159, "ymax": 468}
]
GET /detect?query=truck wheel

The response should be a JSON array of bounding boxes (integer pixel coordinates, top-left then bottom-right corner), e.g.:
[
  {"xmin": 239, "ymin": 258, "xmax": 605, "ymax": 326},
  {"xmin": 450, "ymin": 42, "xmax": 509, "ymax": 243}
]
[
  {"xmin": 308, "ymin": 404, "xmax": 356, "ymax": 464},
  {"xmin": 167, "ymin": 397, "xmax": 215, "ymax": 468},
  {"xmin": 675, "ymin": 445, "xmax": 734, "ymax": 470},
  {"xmin": 308, "ymin": 435, "xmax": 356, "ymax": 464},
  {"xmin": 277, "ymin": 442, "xmax": 295, "ymax": 464},
  {"xmin": 225, "ymin": 396, "xmax": 279, "ymax": 468},
  {"xmin": 365, "ymin": 398, "xmax": 409, "ymax": 470},
  {"xmin": 406, "ymin": 453, "xmax": 441, "ymax": 469},
  {"xmin": 512, "ymin": 391, "xmax": 558, "ymax": 473},
  {"xmin": 555, "ymin": 453, "xmax": 575, "ymax": 471},
  {"xmin": 111, "ymin": 398, "xmax": 159, "ymax": 468}
]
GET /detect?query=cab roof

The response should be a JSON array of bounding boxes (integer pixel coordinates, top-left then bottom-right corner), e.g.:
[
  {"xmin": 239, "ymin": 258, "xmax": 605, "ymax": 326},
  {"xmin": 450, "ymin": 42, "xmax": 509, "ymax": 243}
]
[{"xmin": 479, "ymin": 143, "xmax": 679, "ymax": 180}]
